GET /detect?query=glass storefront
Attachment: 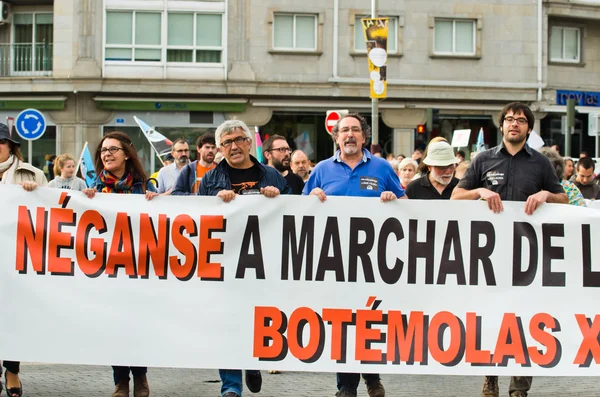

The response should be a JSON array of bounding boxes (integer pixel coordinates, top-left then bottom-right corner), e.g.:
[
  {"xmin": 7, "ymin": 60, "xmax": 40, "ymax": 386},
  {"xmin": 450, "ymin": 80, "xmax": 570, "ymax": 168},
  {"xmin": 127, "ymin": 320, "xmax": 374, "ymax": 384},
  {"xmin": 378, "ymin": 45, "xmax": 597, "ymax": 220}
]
[{"xmin": 10, "ymin": 125, "xmax": 57, "ymax": 171}]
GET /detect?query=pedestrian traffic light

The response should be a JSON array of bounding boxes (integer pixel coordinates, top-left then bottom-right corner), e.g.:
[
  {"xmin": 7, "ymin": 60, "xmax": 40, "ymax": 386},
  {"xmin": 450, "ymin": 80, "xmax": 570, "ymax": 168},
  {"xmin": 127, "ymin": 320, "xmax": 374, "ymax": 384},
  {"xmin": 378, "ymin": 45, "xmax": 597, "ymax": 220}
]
[{"xmin": 417, "ymin": 124, "xmax": 426, "ymax": 134}]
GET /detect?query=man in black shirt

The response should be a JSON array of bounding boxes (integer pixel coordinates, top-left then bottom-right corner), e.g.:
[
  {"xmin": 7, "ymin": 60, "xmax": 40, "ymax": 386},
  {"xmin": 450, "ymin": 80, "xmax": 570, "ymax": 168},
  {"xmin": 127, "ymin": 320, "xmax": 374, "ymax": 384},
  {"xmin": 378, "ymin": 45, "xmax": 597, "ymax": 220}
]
[
  {"xmin": 406, "ymin": 141, "xmax": 459, "ymax": 199},
  {"xmin": 574, "ymin": 156, "xmax": 600, "ymax": 199},
  {"xmin": 451, "ymin": 102, "xmax": 567, "ymax": 397},
  {"xmin": 263, "ymin": 134, "xmax": 305, "ymax": 195},
  {"xmin": 197, "ymin": 119, "xmax": 290, "ymax": 397}
]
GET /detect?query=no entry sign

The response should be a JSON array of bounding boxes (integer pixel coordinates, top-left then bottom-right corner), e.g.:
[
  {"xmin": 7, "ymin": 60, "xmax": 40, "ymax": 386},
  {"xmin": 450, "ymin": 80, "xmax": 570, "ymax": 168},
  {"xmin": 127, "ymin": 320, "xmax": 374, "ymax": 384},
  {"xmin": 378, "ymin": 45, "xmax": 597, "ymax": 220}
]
[{"xmin": 325, "ymin": 110, "xmax": 348, "ymax": 135}]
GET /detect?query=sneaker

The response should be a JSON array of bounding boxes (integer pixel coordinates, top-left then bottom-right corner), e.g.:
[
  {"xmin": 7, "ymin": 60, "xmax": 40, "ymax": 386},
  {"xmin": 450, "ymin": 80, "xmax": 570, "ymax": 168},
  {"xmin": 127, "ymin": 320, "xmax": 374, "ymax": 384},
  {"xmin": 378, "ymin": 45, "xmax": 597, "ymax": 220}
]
[
  {"xmin": 335, "ymin": 390, "xmax": 357, "ymax": 397},
  {"xmin": 223, "ymin": 393, "xmax": 240, "ymax": 397},
  {"xmin": 268, "ymin": 370, "xmax": 281, "ymax": 374},
  {"xmin": 245, "ymin": 371, "xmax": 262, "ymax": 393},
  {"xmin": 111, "ymin": 380, "xmax": 130, "ymax": 397},
  {"xmin": 133, "ymin": 374, "xmax": 149, "ymax": 397},
  {"xmin": 365, "ymin": 378, "xmax": 385, "ymax": 397},
  {"xmin": 510, "ymin": 392, "xmax": 527, "ymax": 397},
  {"xmin": 482, "ymin": 376, "xmax": 499, "ymax": 397}
]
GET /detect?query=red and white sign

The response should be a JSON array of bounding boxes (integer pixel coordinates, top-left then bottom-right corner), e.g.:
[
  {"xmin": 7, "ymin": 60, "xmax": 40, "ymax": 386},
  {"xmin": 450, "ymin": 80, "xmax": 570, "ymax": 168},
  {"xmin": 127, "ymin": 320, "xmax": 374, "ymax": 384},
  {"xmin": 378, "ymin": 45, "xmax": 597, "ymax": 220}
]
[{"xmin": 325, "ymin": 110, "xmax": 349, "ymax": 135}]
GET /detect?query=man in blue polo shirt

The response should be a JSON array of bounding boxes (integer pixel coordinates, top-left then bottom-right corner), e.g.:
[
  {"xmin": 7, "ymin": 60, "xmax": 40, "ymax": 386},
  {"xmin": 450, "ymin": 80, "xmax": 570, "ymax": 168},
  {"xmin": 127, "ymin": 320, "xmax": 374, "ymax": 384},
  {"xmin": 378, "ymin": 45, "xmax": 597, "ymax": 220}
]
[{"xmin": 302, "ymin": 113, "xmax": 406, "ymax": 397}]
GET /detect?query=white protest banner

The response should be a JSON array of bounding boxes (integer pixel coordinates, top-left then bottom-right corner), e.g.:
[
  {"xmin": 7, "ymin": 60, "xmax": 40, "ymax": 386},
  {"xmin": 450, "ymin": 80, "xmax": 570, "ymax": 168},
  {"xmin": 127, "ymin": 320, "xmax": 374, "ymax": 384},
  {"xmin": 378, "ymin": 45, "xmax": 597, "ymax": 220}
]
[
  {"xmin": 451, "ymin": 129, "xmax": 471, "ymax": 148},
  {"xmin": 1, "ymin": 184, "xmax": 600, "ymax": 376}
]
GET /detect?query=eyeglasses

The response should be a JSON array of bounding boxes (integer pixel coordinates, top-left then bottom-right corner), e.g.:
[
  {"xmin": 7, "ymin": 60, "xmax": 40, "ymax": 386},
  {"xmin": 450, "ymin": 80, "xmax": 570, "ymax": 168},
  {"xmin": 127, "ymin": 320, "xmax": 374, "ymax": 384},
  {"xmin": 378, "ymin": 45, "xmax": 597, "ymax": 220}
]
[
  {"xmin": 338, "ymin": 126, "xmax": 362, "ymax": 135},
  {"xmin": 221, "ymin": 136, "xmax": 249, "ymax": 148},
  {"xmin": 268, "ymin": 147, "xmax": 292, "ymax": 154},
  {"xmin": 174, "ymin": 149, "xmax": 189, "ymax": 154},
  {"xmin": 100, "ymin": 146, "xmax": 124, "ymax": 155},
  {"xmin": 504, "ymin": 117, "xmax": 528, "ymax": 126}
]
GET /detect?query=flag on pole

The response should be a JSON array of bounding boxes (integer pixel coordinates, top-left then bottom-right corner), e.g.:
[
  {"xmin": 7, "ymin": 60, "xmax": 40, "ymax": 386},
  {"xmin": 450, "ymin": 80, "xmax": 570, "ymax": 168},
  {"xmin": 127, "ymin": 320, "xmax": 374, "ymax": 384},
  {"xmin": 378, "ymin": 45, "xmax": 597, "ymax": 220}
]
[
  {"xmin": 294, "ymin": 130, "xmax": 314, "ymax": 157},
  {"xmin": 255, "ymin": 126, "xmax": 264, "ymax": 163},
  {"xmin": 6, "ymin": 117, "xmax": 14, "ymax": 137},
  {"xmin": 133, "ymin": 116, "xmax": 172, "ymax": 167},
  {"xmin": 75, "ymin": 142, "xmax": 97, "ymax": 187},
  {"xmin": 476, "ymin": 128, "xmax": 486, "ymax": 152}
]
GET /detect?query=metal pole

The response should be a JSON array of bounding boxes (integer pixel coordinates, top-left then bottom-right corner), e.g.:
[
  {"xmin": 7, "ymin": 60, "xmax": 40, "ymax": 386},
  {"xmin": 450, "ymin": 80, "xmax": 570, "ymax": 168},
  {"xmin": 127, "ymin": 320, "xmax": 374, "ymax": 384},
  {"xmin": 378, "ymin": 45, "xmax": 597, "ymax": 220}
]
[
  {"xmin": 565, "ymin": 99, "xmax": 575, "ymax": 158},
  {"xmin": 28, "ymin": 140, "xmax": 32, "ymax": 164},
  {"xmin": 370, "ymin": 0, "xmax": 379, "ymax": 154}
]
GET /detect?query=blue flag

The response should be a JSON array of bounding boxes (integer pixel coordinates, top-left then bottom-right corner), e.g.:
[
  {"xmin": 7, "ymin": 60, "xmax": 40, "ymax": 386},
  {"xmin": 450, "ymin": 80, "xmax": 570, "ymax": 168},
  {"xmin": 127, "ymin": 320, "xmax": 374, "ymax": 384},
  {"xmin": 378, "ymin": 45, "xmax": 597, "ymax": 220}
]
[
  {"xmin": 76, "ymin": 142, "xmax": 97, "ymax": 187},
  {"xmin": 476, "ymin": 128, "xmax": 485, "ymax": 152}
]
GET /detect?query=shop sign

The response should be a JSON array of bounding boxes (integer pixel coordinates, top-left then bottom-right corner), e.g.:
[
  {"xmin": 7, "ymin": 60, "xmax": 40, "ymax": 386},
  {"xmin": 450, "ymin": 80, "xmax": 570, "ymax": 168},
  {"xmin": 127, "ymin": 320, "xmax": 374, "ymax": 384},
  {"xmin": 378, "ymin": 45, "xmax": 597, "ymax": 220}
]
[{"xmin": 556, "ymin": 90, "xmax": 600, "ymax": 107}]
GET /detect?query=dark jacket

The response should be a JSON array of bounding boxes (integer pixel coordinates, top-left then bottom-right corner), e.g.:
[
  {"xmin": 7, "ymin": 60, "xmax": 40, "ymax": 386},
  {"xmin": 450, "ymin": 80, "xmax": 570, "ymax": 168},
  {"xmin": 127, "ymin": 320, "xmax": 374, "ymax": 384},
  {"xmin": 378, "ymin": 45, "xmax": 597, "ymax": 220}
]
[
  {"xmin": 198, "ymin": 155, "xmax": 291, "ymax": 196},
  {"xmin": 172, "ymin": 160, "xmax": 198, "ymax": 196}
]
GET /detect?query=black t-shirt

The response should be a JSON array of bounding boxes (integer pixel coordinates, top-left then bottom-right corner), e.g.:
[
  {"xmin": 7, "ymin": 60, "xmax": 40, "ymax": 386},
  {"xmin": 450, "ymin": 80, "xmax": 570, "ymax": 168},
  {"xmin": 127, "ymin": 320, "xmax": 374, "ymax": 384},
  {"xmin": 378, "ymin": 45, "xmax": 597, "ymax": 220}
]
[
  {"xmin": 406, "ymin": 174, "xmax": 458, "ymax": 200},
  {"xmin": 227, "ymin": 163, "xmax": 261, "ymax": 195},
  {"xmin": 284, "ymin": 172, "xmax": 305, "ymax": 195}
]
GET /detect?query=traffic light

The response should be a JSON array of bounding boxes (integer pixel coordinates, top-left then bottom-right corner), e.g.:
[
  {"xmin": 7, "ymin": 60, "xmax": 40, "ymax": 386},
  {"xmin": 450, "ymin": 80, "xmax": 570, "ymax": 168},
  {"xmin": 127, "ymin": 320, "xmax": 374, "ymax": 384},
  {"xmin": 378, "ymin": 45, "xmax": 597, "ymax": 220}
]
[{"xmin": 417, "ymin": 124, "xmax": 426, "ymax": 134}]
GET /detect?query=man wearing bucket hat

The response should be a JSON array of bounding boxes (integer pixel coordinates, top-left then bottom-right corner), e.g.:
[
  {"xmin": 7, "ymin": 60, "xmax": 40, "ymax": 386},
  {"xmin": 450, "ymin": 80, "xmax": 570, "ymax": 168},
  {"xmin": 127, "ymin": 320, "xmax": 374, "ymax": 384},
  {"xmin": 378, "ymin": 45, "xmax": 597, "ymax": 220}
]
[
  {"xmin": 405, "ymin": 140, "xmax": 460, "ymax": 199},
  {"xmin": 0, "ymin": 122, "xmax": 47, "ymax": 397}
]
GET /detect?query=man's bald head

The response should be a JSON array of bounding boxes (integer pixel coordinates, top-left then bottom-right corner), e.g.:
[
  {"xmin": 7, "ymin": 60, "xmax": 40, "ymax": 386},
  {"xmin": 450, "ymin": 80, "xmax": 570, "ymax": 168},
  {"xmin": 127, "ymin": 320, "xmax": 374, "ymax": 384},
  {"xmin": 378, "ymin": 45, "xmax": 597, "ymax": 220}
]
[{"xmin": 291, "ymin": 150, "xmax": 310, "ymax": 181}]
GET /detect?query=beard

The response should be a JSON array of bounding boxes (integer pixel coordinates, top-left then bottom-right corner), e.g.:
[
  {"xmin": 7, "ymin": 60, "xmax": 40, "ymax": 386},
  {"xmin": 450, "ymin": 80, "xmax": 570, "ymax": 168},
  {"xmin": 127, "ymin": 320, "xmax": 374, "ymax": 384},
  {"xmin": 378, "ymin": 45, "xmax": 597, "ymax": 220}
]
[
  {"xmin": 504, "ymin": 130, "xmax": 528, "ymax": 144},
  {"xmin": 177, "ymin": 156, "xmax": 188, "ymax": 164},
  {"xmin": 201, "ymin": 153, "xmax": 215, "ymax": 164},
  {"xmin": 273, "ymin": 158, "xmax": 290, "ymax": 173},
  {"xmin": 430, "ymin": 172, "xmax": 452, "ymax": 186}
]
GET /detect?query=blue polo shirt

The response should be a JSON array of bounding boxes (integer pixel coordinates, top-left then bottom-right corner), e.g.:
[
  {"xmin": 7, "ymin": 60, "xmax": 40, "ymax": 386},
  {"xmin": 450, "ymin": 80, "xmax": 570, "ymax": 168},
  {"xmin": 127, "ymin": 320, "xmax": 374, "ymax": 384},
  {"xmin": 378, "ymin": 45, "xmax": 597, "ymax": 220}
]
[{"xmin": 302, "ymin": 149, "xmax": 405, "ymax": 198}]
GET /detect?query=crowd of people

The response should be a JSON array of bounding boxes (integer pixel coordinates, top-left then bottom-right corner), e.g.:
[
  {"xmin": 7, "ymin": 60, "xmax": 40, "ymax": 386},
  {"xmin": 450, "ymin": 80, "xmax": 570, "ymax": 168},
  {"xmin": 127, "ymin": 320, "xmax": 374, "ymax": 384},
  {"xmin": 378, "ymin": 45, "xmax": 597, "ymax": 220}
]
[{"xmin": 0, "ymin": 101, "xmax": 599, "ymax": 397}]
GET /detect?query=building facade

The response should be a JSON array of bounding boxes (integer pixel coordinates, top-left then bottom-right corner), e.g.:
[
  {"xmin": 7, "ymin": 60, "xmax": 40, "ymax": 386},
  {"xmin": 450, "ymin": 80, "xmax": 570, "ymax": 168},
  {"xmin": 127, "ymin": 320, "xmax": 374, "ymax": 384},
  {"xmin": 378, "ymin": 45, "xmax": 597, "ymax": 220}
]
[{"xmin": 0, "ymin": 0, "xmax": 599, "ymax": 172}]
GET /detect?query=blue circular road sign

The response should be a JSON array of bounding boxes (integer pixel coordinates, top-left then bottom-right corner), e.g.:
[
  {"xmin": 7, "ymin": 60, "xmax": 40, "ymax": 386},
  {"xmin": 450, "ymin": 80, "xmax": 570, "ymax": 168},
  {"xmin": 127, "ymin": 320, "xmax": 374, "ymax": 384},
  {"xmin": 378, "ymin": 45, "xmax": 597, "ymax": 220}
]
[{"xmin": 15, "ymin": 108, "xmax": 47, "ymax": 141}]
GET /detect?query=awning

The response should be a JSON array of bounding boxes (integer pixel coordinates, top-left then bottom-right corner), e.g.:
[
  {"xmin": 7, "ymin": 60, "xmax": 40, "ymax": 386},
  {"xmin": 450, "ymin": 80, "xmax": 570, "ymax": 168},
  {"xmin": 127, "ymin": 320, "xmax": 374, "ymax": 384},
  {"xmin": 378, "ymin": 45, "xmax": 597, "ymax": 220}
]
[{"xmin": 0, "ymin": 96, "xmax": 66, "ymax": 110}]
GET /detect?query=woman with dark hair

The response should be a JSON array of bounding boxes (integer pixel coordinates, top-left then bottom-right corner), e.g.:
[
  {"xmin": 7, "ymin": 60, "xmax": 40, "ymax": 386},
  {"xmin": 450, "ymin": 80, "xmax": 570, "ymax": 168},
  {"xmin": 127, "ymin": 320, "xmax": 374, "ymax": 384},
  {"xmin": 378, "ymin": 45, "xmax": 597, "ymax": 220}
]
[
  {"xmin": 540, "ymin": 147, "xmax": 585, "ymax": 206},
  {"xmin": 83, "ymin": 131, "xmax": 156, "ymax": 397},
  {"xmin": 0, "ymin": 123, "xmax": 48, "ymax": 397}
]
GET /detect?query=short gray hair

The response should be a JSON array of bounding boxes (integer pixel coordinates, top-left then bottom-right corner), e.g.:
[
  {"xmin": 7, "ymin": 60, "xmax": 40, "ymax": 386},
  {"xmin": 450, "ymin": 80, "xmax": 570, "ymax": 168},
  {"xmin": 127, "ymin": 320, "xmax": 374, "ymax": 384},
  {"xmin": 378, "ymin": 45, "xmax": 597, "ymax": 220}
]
[{"xmin": 215, "ymin": 119, "xmax": 252, "ymax": 147}]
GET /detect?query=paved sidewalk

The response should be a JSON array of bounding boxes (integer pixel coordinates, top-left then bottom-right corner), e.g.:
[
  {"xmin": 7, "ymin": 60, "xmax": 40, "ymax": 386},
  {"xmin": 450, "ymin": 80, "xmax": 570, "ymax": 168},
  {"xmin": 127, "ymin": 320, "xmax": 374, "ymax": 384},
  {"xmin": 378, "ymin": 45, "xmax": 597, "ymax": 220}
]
[{"xmin": 7, "ymin": 363, "xmax": 596, "ymax": 396}]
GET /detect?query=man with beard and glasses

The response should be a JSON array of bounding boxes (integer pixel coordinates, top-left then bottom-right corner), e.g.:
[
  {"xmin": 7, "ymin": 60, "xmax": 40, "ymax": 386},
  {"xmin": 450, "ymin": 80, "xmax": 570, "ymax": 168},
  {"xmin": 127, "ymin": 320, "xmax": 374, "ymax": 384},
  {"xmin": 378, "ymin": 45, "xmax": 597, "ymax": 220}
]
[
  {"xmin": 157, "ymin": 138, "xmax": 190, "ymax": 193},
  {"xmin": 303, "ymin": 113, "xmax": 406, "ymax": 397},
  {"xmin": 291, "ymin": 149, "xmax": 311, "ymax": 182},
  {"xmin": 263, "ymin": 134, "xmax": 304, "ymax": 194},
  {"xmin": 451, "ymin": 102, "xmax": 567, "ymax": 397},
  {"xmin": 172, "ymin": 133, "xmax": 217, "ymax": 195},
  {"xmin": 405, "ymin": 140, "xmax": 459, "ymax": 199}
]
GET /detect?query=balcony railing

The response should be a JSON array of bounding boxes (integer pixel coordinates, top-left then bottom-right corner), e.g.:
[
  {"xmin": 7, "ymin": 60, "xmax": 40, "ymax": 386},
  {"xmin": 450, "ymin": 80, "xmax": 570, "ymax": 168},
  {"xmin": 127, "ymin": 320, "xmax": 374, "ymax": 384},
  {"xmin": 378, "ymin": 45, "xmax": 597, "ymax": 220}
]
[{"xmin": 0, "ymin": 43, "xmax": 53, "ymax": 77}]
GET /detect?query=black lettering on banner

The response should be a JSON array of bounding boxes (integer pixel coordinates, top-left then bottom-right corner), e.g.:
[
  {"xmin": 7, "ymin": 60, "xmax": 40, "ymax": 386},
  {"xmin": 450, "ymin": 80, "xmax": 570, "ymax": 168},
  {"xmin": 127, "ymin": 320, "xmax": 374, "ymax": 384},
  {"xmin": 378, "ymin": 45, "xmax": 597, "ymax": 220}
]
[
  {"xmin": 315, "ymin": 217, "xmax": 344, "ymax": 282},
  {"xmin": 348, "ymin": 217, "xmax": 375, "ymax": 283},
  {"xmin": 469, "ymin": 221, "xmax": 497, "ymax": 286},
  {"xmin": 408, "ymin": 220, "xmax": 435, "ymax": 284},
  {"xmin": 542, "ymin": 224, "xmax": 566, "ymax": 287},
  {"xmin": 377, "ymin": 218, "xmax": 404, "ymax": 284},
  {"xmin": 512, "ymin": 222, "xmax": 538, "ymax": 286},
  {"xmin": 236, "ymin": 216, "xmax": 265, "ymax": 279},
  {"xmin": 437, "ymin": 221, "xmax": 466, "ymax": 285},
  {"xmin": 581, "ymin": 224, "xmax": 600, "ymax": 287},
  {"xmin": 281, "ymin": 216, "xmax": 314, "ymax": 281}
]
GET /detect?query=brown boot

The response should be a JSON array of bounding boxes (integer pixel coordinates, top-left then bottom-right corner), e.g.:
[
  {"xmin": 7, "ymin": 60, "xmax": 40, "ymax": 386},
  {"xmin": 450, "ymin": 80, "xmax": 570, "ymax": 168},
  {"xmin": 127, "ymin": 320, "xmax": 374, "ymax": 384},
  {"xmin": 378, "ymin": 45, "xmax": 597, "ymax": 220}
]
[
  {"xmin": 482, "ymin": 376, "xmax": 499, "ymax": 397},
  {"xmin": 112, "ymin": 379, "xmax": 129, "ymax": 397},
  {"xmin": 133, "ymin": 374, "xmax": 150, "ymax": 397}
]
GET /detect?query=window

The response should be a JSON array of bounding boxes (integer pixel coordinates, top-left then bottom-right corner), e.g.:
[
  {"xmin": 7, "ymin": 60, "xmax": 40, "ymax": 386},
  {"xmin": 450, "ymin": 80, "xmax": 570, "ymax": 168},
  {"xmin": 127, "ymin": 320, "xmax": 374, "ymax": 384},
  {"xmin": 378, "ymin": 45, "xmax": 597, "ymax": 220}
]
[
  {"xmin": 273, "ymin": 14, "xmax": 317, "ymax": 51},
  {"xmin": 434, "ymin": 19, "xmax": 475, "ymax": 55},
  {"xmin": 12, "ymin": 13, "xmax": 53, "ymax": 73},
  {"xmin": 105, "ymin": 11, "xmax": 161, "ymax": 61},
  {"xmin": 354, "ymin": 16, "xmax": 398, "ymax": 53},
  {"xmin": 167, "ymin": 13, "xmax": 222, "ymax": 63},
  {"xmin": 550, "ymin": 26, "xmax": 580, "ymax": 63}
]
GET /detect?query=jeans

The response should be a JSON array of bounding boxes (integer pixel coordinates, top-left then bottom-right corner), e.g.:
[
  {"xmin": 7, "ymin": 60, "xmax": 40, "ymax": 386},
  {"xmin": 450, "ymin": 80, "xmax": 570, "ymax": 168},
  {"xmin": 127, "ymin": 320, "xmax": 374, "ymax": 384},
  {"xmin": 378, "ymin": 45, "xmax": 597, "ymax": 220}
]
[
  {"xmin": 2, "ymin": 361, "xmax": 20, "ymax": 375},
  {"xmin": 336, "ymin": 372, "xmax": 380, "ymax": 395},
  {"xmin": 112, "ymin": 366, "xmax": 147, "ymax": 384},
  {"xmin": 219, "ymin": 369, "xmax": 260, "ymax": 396}
]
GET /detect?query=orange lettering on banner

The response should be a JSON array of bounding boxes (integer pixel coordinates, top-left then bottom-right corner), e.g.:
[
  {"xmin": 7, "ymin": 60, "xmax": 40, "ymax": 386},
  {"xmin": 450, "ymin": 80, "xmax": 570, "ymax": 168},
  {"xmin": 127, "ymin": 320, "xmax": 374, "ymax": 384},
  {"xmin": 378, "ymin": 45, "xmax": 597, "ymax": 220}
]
[
  {"xmin": 528, "ymin": 313, "xmax": 560, "ymax": 367},
  {"xmin": 169, "ymin": 214, "xmax": 197, "ymax": 281},
  {"xmin": 288, "ymin": 307, "xmax": 323, "ymax": 362},
  {"xmin": 574, "ymin": 314, "xmax": 600, "ymax": 366},
  {"xmin": 355, "ymin": 309, "xmax": 384, "ymax": 362},
  {"xmin": 492, "ymin": 313, "xmax": 528, "ymax": 365},
  {"xmin": 428, "ymin": 311, "xmax": 463, "ymax": 365},
  {"xmin": 75, "ymin": 210, "xmax": 107, "ymax": 277},
  {"xmin": 198, "ymin": 215, "xmax": 224, "ymax": 279},
  {"xmin": 106, "ymin": 212, "xmax": 137, "ymax": 277},
  {"xmin": 15, "ymin": 206, "xmax": 48, "ymax": 273},
  {"xmin": 322, "ymin": 308, "xmax": 353, "ymax": 361},
  {"xmin": 254, "ymin": 306, "xmax": 286, "ymax": 360},
  {"xmin": 138, "ymin": 213, "xmax": 169, "ymax": 279},
  {"xmin": 47, "ymin": 208, "xmax": 76, "ymax": 275},
  {"xmin": 387, "ymin": 311, "xmax": 424, "ymax": 363},
  {"xmin": 465, "ymin": 312, "xmax": 491, "ymax": 364}
]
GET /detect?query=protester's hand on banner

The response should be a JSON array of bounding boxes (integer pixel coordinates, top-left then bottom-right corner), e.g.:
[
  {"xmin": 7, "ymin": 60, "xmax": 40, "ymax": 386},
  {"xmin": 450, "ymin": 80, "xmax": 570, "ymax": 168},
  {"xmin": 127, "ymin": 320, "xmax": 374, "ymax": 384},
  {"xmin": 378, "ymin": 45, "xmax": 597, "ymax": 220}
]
[
  {"xmin": 310, "ymin": 187, "xmax": 327, "ymax": 202},
  {"xmin": 145, "ymin": 191, "xmax": 159, "ymax": 201},
  {"xmin": 20, "ymin": 181, "xmax": 38, "ymax": 192},
  {"xmin": 380, "ymin": 191, "xmax": 397, "ymax": 202},
  {"xmin": 479, "ymin": 188, "xmax": 503, "ymax": 213},
  {"xmin": 217, "ymin": 189, "xmax": 236, "ymax": 203},
  {"xmin": 82, "ymin": 188, "xmax": 96, "ymax": 199},
  {"xmin": 260, "ymin": 186, "xmax": 280, "ymax": 198},
  {"xmin": 524, "ymin": 190, "xmax": 550, "ymax": 215}
]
